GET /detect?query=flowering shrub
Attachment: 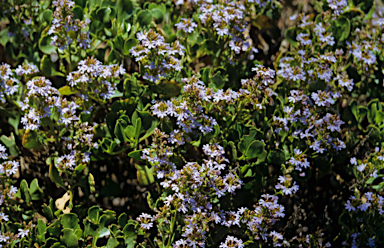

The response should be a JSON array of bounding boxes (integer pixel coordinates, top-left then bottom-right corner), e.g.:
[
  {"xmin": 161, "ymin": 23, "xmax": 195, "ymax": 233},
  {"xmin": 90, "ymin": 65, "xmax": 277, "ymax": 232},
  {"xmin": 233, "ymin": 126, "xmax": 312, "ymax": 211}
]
[{"xmin": 1, "ymin": 0, "xmax": 384, "ymax": 247}]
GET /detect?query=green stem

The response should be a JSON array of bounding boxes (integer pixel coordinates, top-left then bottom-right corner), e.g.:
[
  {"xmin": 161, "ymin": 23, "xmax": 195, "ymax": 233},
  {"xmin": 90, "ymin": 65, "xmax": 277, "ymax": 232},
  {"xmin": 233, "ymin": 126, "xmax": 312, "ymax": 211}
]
[
  {"xmin": 223, "ymin": 102, "xmax": 245, "ymax": 136},
  {"xmin": 147, "ymin": 236, "xmax": 156, "ymax": 248},
  {"xmin": 165, "ymin": 210, "xmax": 177, "ymax": 248}
]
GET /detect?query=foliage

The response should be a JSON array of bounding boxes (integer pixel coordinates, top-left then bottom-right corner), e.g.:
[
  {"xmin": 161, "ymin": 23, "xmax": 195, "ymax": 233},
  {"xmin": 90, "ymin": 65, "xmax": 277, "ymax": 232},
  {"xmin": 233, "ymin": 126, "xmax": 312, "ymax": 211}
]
[{"xmin": 1, "ymin": 0, "xmax": 384, "ymax": 247}]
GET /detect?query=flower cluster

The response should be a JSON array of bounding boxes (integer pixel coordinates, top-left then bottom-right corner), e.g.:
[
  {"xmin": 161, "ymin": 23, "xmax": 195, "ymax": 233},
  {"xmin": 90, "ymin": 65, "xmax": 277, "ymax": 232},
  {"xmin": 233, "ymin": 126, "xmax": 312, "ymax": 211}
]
[
  {"xmin": 342, "ymin": 232, "xmax": 376, "ymax": 248},
  {"xmin": 275, "ymin": 175, "xmax": 299, "ymax": 195},
  {"xmin": 344, "ymin": 192, "xmax": 384, "ymax": 214},
  {"xmin": 1, "ymin": 62, "xmax": 102, "ymax": 173},
  {"xmin": 67, "ymin": 57, "xmax": 126, "ymax": 102},
  {"xmin": 350, "ymin": 147, "xmax": 384, "ymax": 182},
  {"xmin": 56, "ymin": 122, "xmax": 98, "ymax": 171},
  {"xmin": 142, "ymin": 131, "xmax": 244, "ymax": 246},
  {"xmin": 48, "ymin": 0, "xmax": 90, "ymax": 50},
  {"xmin": 0, "ymin": 63, "xmax": 20, "ymax": 104},
  {"xmin": 289, "ymin": 230, "xmax": 332, "ymax": 247},
  {"xmin": 241, "ymin": 194, "xmax": 286, "ymax": 245},
  {"xmin": 136, "ymin": 213, "xmax": 154, "ymax": 230},
  {"xmin": 326, "ymin": 0, "xmax": 347, "ymax": 17},
  {"xmin": 129, "ymin": 30, "xmax": 185, "ymax": 83},
  {"xmin": 241, "ymin": 65, "xmax": 277, "ymax": 110},
  {"xmin": 0, "ymin": 144, "xmax": 31, "ymax": 246},
  {"xmin": 175, "ymin": 18, "xmax": 198, "ymax": 33},
  {"xmin": 286, "ymin": 148, "xmax": 310, "ymax": 174},
  {"xmin": 219, "ymin": 236, "xmax": 244, "ymax": 248},
  {"xmin": 198, "ymin": 1, "xmax": 258, "ymax": 61}
]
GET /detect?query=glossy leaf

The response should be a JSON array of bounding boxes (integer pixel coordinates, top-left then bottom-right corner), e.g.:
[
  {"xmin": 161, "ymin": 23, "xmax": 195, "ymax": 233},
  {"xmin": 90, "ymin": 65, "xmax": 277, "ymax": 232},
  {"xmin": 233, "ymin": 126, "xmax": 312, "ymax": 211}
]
[{"xmin": 137, "ymin": 10, "xmax": 153, "ymax": 26}]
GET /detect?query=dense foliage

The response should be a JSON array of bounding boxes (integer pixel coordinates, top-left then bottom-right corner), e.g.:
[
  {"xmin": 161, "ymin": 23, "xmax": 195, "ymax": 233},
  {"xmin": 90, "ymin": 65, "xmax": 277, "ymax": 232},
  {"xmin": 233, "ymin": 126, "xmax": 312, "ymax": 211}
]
[{"xmin": 1, "ymin": 0, "xmax": 384, "ymax": 247}]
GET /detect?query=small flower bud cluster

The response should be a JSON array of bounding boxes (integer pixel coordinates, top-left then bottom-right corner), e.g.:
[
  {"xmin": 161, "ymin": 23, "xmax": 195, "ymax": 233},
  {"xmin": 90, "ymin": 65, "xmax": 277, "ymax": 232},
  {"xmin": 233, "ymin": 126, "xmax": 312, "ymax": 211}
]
[
  {"xmin": 275, "ymin": 175, "xmax": 299, "ymax": 195},
  {"xmin": 342, "ymin": 233, "xmax": 376, "ymax": 248},
  {"xmin": 0, "ymin": 145, "xmax": 19, "ymax": 204},
  {"xmin": 290, "ymin": 230, "xmax": 331, "ymax": 247},
  {"xmin": 56, "ymin": 122, "xmax": 98, "ymax": 171},
  {"xmin": 48, "ymin": 0, "xmax": 90, "ymax": 50},
  {"xmin": 0, "ymin": 144, "xmax": 30, "ymax": 246},
  {"xmin": 219, "ymin": 236, "xmax": 244, "ymax": 248},
  {"xmin": 326, "ymin": 0, "xmax": 347, "ymax": 17},
  {"xmin": 142, "ymin": 134, "xmax": 244, "ymax": 246},
  {"xmin": 130, "ymin": 30, "xmax": 184, "ymax": 83},
  {"xmin": 136, "ymin": 213, "xmax": 154, "ymax": 230},
  {"xmin": 198, "ymin": 1, "xmax": 259, "ymax": 61},
  {"xmin": 274, "ymin": 20, "xmax": 350, "ymax": 154},
  {"xmin": 344, "ymin": 193, "xmax": 384, "ymax": 214},
  {"xmin": 151, "ymin": 70, "xmax": 277, "ymax": 148},
  {"xmin": 241, "ymin": 194, "xmax": 285, "ymax": 244},
  {"xmin": 67, "ymin": 57, "xmax": 126, "ymax": 102},
  {"xmin": 350, "ymin": 147, "xmax": 384, "ymax": 181},
  {"xmin": 347, "ymin": 38, "xmax": 379, "ymax": 73},
  {"xmin": 277, "ymin": 90, "xmax": 346, "ymax": 154},
  {"xmin": 241, "ymin": 65, "xmax": 277, "ymax": 110},
  {"xmin": 286, "ymin": 148, "xmax": 310, "ymax": 173},
  {"xmin": 174, "ymin": 18, "xmax": 198, "ymax": 34},
  {"xmin": 0, "ymin": 62, "xmax": 101, "ymax": 172},
  {"xmin": 0, "ymin": 63, "xmax": 21, "ymax": 104}
]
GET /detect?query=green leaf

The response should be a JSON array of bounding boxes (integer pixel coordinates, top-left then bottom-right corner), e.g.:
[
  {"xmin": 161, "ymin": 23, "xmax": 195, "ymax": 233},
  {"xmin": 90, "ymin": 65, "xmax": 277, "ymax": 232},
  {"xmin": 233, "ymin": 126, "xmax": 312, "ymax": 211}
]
[
  {"xmin": 60, "ymin": 228, "xmax": 79, "ymax": 248},
  {"xmin": 20, "ymin": 179, "xmax": 31, "ymax": 203},
  {"xmin": 334, "ymin": 16, "xmax": 351, "ymax": 41},
  {"xmin": 96, "ymin": 7, "xmax": 112, "ymax": 24},
  {"xmin": 134, "ymin": 118, "xmax": 142, "ymax": 143},
  {"xmin": 118, "ymin": 213, "xmax": 128, "ymax": 228},
  {"xmin": 211, "ymin": 71, "xmax": 225, "ymax": 89},
  {"xmin": 39, "ymin": 35, "xmax": 56, "ymax": 54},
  {"xmin": 117, "ymin": 0, "xmax": 134, "ymax": 24},
  {"xmin": 238, "ymin": 128, "xmax": 260, "ymax": 153},
  {"xmin": 124, "ymin": 38, "xmax": 138, "ymax": 55},
  {"xmin": 114, "ymin": 34, "xmax": 124, "ymax": 51},
  {"xmin": 42, "ymin": 203, "xmax": 54, "ymax": 221},
  {"xmin": 200, "ymin": 67, "xmax": 211, "ymax": 84},
  {"xmin": 88, "ymin": 206, "xmax": 100, "ymax": 224},
  {"xmin": 41, "ymin": 55, "xmax": 65, "ymax": 77},
  {"xmin": 58, "ymin": 85, "xmax": 79, "ymax": 95},
  {"xmin": 72, "ymin": 6, "xmax": 84, "ymax": 20},
  {"xmin": 137, "ymin": 10, "xmax": 153, "ymax": 26},
  {"xmin": 159, "ymin": 80, "xmax": 181, "ymax": 98},
  {"xmin": 246, "ymin": 140, "xmax": 265, "ymax": 160},
  {"xmin": 107, "ymin": 49, "xmax": 118, "ymax": 62},
  {"xmin": 106, "ymin": 236, "xmax": 118, "ymax": 247},
  {"xmin": 49, "ymin": 162, "xmax": 67, "ymax": 190},
  {"xmin": 128, "ymin": 149, "xmax": 143, "ymax": 161},
  {"xmin": 88, "ymin": 0, "xmax": 102, "ymax": 11},
  {"xmin": 124, "ymin": 125, "xmax": 136, "ymax": 141},
  {"xmin": 139, "ymin": 119, "xmax": 158, "ymax": 142},
  {"xmin": 115, "ymin": 119, "xmax": 129, "ymax": 142},
  {"xmin": 267, "ymin": 149, "xmax": 286, "ymax": 165},
  {"xmin": 0, "ymin": 29, "xmax": 11, "ymax": 47},
  {"xmin": 62, "ymin": 213, "xmax": 80, "ymax": 230},
  {"xmin": 123, "ymin": 223, "xmax": 137, "ymax": 247},
  {"xmin": 37, "ymin": 219, "xmax": 47, "ymax": 242},
  {"xmin": 42, "ymin": 9, "xmax": 53, "ymax": 23},
  {"xmin": 22, "ymin": 130, "xmax": 40, "ymax": 149},
  {"xmin": 0, "ymin": 133, "xmax": 19, "ymax": 156},
  {"xmin": 135, "ymin": 164, "xmax": 154, "ymax": 186},
  {"xmin": 285, "ymin": 27, "xmax": 297, "ymax": 48},
  {"xmin": 30, "ymin": 178, "xmax": 45, "ymax": 201},
  {"xmin": 228, "ymin": 141, "xmax": 237, "ymax": 163},
  {"xmin": 151, "ymin": 9, "xmax": 164, "ymax": 24}
]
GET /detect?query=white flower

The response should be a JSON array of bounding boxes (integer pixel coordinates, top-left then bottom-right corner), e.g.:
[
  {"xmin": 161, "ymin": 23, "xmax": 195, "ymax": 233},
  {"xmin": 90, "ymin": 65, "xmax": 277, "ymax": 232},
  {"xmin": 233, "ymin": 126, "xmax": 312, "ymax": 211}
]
[{"xmin": 17, "ymin": 229, "xmax": 29, "ymax": 238}]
